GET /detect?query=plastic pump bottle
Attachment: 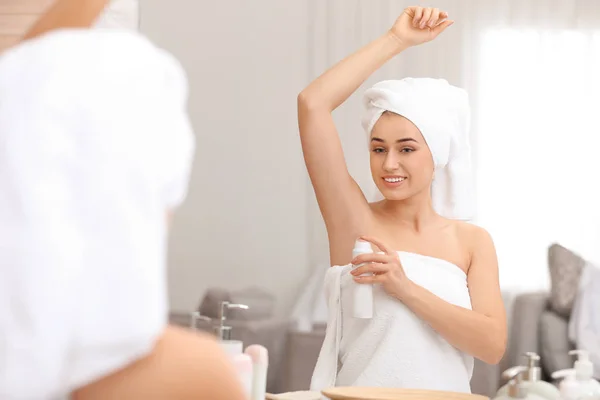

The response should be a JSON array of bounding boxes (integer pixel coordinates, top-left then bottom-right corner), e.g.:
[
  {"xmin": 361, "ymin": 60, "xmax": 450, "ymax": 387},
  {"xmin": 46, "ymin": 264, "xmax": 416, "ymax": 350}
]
[
  {"xmin": 191, "ymin": 301, "xmax": 253, "ymax": 398},
  {"xmin": 495, "ymin": 352, "xmax": 561, "ymax": 400},
  {"xmin": 493, "ymin": 366, "xmax": 547, "ymax": 400},
  {"xmin": 551, "ymin": 350, "xmax": 600, "ymax": 400}
]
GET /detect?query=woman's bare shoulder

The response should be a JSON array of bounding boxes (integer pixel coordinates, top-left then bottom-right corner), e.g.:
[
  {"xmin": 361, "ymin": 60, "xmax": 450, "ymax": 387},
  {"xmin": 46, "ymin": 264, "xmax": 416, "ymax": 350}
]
[
  {"xmin": 451, "ymin": 220, "xmax": 491, "ymax": 241},
  {"xmin": 451, "ymin": 220, "xmax": 497, "ymax": 270}
]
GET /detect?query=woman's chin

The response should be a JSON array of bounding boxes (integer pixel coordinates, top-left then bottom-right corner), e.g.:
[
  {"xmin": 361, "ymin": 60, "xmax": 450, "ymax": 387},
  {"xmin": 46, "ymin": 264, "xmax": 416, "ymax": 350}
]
[{"xmin": 376, "ymin": 188, "xmax": 409, "ymax": 201}]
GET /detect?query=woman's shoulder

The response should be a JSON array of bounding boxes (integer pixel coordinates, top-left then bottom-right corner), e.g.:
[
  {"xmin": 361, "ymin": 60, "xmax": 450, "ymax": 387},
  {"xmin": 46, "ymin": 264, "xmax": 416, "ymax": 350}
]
[
  {"xmin": 451, "ymin": 220, "xmax": 494, "ymax": 246},
  {"xmin": 449, "ymin": 220, "xmax": 496, "ymax": 270}
]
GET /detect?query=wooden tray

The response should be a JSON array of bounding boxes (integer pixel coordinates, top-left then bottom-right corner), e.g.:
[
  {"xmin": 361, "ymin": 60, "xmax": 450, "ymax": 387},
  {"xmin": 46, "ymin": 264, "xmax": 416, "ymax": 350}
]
[{"xmin": 321, "ymin": 387, "xmax": 490, "ymax": 400}]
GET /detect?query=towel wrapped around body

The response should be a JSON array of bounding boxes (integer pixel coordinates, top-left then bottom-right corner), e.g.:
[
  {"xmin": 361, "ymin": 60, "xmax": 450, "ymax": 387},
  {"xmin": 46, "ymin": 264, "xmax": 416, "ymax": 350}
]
[{"xmin": 310, "ymin": 252, "xmax": 474, "ymax": 394}]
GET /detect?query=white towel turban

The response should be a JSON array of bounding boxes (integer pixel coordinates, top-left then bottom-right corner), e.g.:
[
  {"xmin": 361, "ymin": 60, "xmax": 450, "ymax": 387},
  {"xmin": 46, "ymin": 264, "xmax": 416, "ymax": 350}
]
[{"xmin": 362, "ymin": 78, "xmax": 474, "ymax": 221}]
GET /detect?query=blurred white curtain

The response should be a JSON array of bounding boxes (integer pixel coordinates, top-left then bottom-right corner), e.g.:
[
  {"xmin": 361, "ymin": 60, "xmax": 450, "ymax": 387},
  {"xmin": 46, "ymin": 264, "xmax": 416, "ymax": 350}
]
[{"xmin": 305, "ymin": 0, "xmax": 600, "ymax": 293}]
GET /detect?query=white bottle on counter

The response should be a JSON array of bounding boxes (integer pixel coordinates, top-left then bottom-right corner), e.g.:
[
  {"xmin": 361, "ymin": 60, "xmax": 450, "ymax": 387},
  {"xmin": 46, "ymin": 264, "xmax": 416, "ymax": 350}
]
[
  {"xmin": 493, "ymin": 366, "xmax": 547, "ymax": 400},
  {"xmin": 496, "ymin": 352, "xmax": 561, "ymax": 400},
  {"xmin": 552, "ymin": 350, "xmax": 600, "ymax": 400},
  {"xmin": 245, "ymin": 345, "xmax": 269, "ymax": 400},
  {"xmin": 190, "ymin": 301, "xmax": 253, "ymax": 397},
  {"xmin": 233, "ymin": 353, "xmax": 253, "ymax": 398},
  {"xmin": 352, "ymin": 239, "xmax": 374, "ymax": 319}
]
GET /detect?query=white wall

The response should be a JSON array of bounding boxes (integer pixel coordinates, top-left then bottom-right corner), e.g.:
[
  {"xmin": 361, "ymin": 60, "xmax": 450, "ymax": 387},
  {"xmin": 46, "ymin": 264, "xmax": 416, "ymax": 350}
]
[{"xmin": 140, "ymin": 0, "xmax": 312, "ymax": 315}]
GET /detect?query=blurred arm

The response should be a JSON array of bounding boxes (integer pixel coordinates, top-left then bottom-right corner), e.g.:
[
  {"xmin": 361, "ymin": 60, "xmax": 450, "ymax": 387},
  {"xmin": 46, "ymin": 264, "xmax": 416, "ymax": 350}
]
[{"xmin": 22, "ymin": 0, "xmax": 111, "ymax": 41}]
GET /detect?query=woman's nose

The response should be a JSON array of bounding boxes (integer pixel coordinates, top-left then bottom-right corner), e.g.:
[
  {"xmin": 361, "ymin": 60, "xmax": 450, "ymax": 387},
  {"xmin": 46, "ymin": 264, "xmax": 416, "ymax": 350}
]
[{"xmin": 383, "ymin": 153, "xmax": 400, "ymax": 171}]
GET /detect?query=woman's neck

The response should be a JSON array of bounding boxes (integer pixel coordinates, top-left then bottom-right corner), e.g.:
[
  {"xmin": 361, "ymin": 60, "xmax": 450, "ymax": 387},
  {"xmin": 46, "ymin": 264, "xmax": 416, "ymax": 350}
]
[{"xmin": 375, "ymin": 190, "xmax": 439, "ymax": 231}]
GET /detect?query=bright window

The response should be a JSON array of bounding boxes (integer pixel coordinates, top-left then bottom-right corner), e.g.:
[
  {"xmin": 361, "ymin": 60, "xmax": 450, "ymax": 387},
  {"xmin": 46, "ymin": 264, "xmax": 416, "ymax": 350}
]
[{"xmin": 476, "ymin": 29, "xmax": 600, "ymax": 290}]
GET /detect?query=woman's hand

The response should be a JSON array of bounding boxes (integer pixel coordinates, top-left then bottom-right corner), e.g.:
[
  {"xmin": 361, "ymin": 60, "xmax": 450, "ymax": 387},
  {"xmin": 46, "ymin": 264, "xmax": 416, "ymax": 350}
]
[
  {"xmin": 350, "ymin": 236, "xmax": 414, "ymax": 301},
  {"xmin": 389, "ymin": 6, "xmax": 454, "ymax": 48}
]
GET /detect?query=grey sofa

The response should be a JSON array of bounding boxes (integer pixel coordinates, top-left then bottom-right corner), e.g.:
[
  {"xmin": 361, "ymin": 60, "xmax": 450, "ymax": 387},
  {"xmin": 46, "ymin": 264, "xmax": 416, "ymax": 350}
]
[{"xmin": 504, "ymin": 291, "xmax": 574, "ymax": 380}]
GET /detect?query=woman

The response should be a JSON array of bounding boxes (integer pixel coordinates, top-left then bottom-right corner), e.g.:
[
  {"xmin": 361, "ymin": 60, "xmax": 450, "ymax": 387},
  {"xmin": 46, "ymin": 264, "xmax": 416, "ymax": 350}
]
[
  {"xmin": 0, "ymin": 1, "xmax": 246, "ymax": 399},
  {"xmin": 299, "ymin": 6, "xmax": 507, "ymax": 393}
]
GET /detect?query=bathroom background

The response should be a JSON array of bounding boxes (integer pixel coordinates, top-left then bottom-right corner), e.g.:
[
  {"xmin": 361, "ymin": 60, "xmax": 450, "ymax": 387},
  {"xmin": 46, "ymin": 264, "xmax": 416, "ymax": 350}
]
[
  {"xmin": 3, "ymin": 0, "xmax": 599, "ymax": 396},
  {"xmin": 143, "ymin": 0, "xmax": 600, "ymax": 317}
]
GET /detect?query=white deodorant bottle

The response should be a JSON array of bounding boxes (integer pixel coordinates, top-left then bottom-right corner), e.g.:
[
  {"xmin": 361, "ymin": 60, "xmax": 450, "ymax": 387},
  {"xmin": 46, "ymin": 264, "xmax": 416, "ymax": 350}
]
[{"xmin": 352, "ymin": 239, "xmax": 374, "ymax": 319}]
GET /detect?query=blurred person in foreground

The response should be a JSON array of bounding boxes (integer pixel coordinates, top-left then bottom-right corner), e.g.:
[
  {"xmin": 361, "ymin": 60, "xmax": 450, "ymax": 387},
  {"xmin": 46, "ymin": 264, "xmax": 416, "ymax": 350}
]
[{"xmin": 0, "ymin": 1, "xmax": 246, "ymax": 399}]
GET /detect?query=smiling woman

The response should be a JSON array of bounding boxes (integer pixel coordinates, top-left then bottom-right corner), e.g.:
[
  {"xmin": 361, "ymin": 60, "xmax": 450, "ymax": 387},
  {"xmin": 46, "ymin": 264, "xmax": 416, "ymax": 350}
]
[
  {"xmin": 298, "ymin": 5, "xmax": 506, "ymax": 394},
  {"xmin": 368, "ymin": 112, "xmax": 434, "ymax": 201}
]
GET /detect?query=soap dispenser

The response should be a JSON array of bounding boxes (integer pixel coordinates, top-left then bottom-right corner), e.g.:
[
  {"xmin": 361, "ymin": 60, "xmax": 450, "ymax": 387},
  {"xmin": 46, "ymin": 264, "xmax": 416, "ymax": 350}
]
[
  {"xmin": 191, "ymin": 301, "xmax": 253, "ymax": 397},
  {"xmin": 493, "ymin": 366, "xmax": 547, "ymax": 400},
  {"xmin": 191, "ymin": 300, "xmax": 249, "ymax": 356},
  {"xmin": 495, "ymin": 352, "xmax": 561, "ymax": 400},
  {"xmin": 551, "ymin": 350, "xmax": 600, "ymax": 400}
]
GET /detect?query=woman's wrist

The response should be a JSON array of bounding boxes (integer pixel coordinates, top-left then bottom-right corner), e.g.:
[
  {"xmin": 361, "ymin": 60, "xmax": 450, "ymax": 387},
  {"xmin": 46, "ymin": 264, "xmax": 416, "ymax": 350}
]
[
  {"xmin": 394, "ymin": 279, "xmax": 419, "ymax": 303},
  {"xmin": 384, "ymin": 30, "xmax": 410, "ymax": 56}
]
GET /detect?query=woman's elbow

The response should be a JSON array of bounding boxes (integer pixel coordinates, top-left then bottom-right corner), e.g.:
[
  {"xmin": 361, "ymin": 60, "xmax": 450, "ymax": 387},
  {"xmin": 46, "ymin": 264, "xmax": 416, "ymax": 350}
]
[
  {"xmin": 482, "ymin": 335, "xmax": 507, "ymax": 365},
  {"xmin": 297, "ymin": 90, "xmax": 327, "ymax": 113}
]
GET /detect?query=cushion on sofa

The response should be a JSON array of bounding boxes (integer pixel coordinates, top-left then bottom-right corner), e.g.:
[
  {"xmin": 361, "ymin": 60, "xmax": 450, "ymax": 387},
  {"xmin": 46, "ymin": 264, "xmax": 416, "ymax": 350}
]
[
  {"xmin": 539, "ymin": 310, "xmax": 574, "ymax": 375},
  {"xmin": 548, "ymin": 244, "xmax": 585, "ymax": 318}
]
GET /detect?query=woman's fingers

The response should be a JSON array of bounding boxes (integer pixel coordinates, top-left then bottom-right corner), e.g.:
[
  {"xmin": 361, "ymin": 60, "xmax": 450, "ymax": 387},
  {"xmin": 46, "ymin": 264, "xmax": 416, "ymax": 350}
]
[
  {"xmin": 428, "ymin": 8, "xmax": 440, "ymax": 27},
  {"xmin": 351, "ymin": 263, "xmax": 388, "ymax": 277},
  {"xmin": 420, "ymin": 7, "xmax": 433, "ymax": 28},
  {"xmin": 432, "ymin": 19, "xmax": 454, "ymax": 36},
  {"xmin": 351, "ymin": 252, "xmax": 390, "ymax": 266},
  {"xmin": 358, "ymin": 236, "xmax": 394, "ymax": 256},
  {"xmin": 353, "ymin": 274, "xmax": 382, "ymax": 284},
  {"xmin": 412, "ymin": 7, "xmax": 424, "ymax": 27}
]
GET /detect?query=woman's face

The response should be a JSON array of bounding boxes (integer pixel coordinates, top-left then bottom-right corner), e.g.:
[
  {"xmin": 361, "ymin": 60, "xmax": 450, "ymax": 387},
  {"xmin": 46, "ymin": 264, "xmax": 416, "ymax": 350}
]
[{"xmin": 369, "ymin": 112, "xmax": 435, "ymax": 201}]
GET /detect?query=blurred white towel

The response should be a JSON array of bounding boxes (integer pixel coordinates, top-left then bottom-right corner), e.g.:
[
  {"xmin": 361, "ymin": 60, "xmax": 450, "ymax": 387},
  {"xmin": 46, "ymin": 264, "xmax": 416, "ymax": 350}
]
[
  {"xmin": 0, "ymin": 29, "xmax": 194, "ymax": 399},
  {"xmin": 96, "ymin": 0, "xmax": 140, "ymax": 30}
]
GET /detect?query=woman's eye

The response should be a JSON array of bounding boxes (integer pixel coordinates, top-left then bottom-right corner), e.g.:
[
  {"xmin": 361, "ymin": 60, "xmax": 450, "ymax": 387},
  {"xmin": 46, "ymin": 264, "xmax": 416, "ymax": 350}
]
[
  {"xmin": 400, "ymin": 148, "xmax": 414, "ymax": 153},
  {"xmin": 372, "ymin": 148, "xmax": 386, "ymax": 153}
]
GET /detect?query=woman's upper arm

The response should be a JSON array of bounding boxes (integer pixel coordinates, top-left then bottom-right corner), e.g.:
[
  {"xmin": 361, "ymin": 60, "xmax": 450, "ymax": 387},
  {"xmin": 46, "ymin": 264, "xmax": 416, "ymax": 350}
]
[
  {"xmin": 22, "ymin": 0, "xmax": 111, "ymax": 41},
  {"xmin": 466, "ymin": 226, "xmax": 507, "ymax": 343},
  {"xmin": 73, "ymin": 327, "xmax": 247, "ymax": 400},
  {"xmin": 297, "ymin": 96, "xmax": 370, "ymax": 234}
]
